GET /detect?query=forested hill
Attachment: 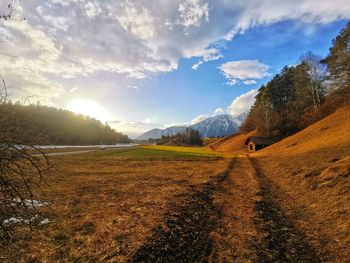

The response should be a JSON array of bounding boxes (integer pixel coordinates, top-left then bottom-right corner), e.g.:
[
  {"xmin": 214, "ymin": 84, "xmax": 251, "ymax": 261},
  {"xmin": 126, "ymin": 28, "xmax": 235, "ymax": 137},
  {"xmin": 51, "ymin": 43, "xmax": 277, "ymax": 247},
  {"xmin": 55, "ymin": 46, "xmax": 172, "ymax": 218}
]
[
  {"xmin": 0, "ymin": 103, "xmax": 129, "ymax": 145},
  {"xmin": 242, "ymin": 22, "xmax": 350, "ymax": 137}
]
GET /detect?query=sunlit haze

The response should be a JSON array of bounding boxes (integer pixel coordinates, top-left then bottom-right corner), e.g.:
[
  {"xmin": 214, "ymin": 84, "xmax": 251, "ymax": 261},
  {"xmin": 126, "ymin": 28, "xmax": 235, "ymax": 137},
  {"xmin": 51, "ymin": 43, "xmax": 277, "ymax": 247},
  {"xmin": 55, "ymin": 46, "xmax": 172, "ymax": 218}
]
[{"xmin": 67, "ymin": 99, "xmax": 113, "ymax": 124}]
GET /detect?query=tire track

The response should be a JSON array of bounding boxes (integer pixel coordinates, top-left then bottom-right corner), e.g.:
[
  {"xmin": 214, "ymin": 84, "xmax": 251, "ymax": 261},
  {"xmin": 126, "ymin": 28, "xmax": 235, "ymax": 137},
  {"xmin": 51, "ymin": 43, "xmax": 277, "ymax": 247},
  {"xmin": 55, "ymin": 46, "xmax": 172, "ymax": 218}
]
[
  {"xmin": 130, "ymin": 158, "xmax": 236, "ymax": 263},
  {"xmin": 249, "ymin": 158, "xmax": 322, "ymax": 263}
]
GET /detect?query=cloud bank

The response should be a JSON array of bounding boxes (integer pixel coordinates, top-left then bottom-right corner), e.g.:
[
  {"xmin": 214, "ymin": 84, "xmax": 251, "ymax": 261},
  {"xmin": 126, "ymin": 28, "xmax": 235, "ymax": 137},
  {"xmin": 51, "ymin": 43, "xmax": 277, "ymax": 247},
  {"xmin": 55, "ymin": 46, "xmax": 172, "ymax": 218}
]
[
  {"xmin": 219, "ymin": 60, "xmax": 270, "ymax": 85},
  {"xmin": 0, "ymin": 0, "xmax": 349, "ymax": 103},
  {"xmin": 0, "ymin": 0, "xmax": 349, "ymax": 136},
  {"xmin": 227, "ymin": 89, "xmax": 258, "ymax": 117}
]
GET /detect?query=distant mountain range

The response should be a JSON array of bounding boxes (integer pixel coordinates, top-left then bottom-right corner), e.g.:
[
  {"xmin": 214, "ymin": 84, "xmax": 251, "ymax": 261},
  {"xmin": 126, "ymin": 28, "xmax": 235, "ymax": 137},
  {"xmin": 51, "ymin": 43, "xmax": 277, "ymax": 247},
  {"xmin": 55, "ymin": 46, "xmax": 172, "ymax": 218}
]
[
  {"xmin": 135, "ymin": 113, "xmax": 247, "ymax": 140},
  {"xmin": 136, "ymin": 126, "xmax": 187, "ymax": 141}
]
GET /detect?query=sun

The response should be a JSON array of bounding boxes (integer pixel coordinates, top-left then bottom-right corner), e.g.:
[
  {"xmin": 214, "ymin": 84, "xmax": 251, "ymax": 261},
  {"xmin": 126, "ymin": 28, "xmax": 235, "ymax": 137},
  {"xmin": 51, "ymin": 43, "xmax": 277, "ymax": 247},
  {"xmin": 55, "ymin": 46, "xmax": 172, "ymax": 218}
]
[{"xmin": 67, "ymin": 98, "xmax": 113, "ymax": 123}]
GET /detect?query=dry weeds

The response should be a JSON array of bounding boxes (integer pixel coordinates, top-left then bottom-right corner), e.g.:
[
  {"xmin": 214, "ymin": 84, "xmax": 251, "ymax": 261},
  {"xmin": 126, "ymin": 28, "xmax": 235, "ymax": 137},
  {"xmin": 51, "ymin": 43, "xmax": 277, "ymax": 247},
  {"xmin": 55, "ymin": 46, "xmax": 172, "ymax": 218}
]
[
  {"xmin": 1, "ymin": 149, "xmax": 229, "ymax": 262},
  {"xmin": 253, "ymin": 106, "xmax": 350, "ymax": 262},
  {"xmin": 209, "ymin": 130, "xmax": 256, "ymax": 154}
]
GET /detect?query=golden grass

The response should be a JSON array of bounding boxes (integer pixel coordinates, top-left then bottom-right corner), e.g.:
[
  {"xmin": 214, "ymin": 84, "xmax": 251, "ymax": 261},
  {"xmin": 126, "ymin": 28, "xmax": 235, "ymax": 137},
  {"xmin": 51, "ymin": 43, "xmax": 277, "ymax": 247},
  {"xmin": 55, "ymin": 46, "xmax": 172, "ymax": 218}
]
[
  {"xmin": 3, "ymin": 148, "xmax": 229, "ymax": 262},
  {"xmin": 252, "ymin": 106, "xmax": 350, "ymax": 262},
  {"xmin": 210, "ymin": 157, "xmax": 260, "ymax": 262},
  {"xmin": 3, "ymin": 107, "xmax": 350, "ymax": 261},
  {"xmin": 208, "ymin": 130, "xmax": 256, "ymax": 154},
  {"xmin": 143, "ymin": 144, "xmax": 230, "ymax": 156}
]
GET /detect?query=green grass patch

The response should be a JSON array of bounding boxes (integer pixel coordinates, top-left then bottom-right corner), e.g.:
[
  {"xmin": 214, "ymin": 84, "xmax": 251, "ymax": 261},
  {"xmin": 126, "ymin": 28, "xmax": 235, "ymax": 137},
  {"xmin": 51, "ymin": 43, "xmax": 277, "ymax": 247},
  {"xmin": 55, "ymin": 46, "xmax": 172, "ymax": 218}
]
[{"xmin": 81, "ymin": 146, "xmax": 228, "ymax": 160}]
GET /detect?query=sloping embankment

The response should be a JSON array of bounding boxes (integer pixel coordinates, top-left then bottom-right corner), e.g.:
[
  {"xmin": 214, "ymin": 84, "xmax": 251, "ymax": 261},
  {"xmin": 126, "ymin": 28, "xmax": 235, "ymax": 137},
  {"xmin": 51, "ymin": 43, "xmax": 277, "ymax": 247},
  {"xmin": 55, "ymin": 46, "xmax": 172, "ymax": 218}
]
[
  {"xmin": 252, "ymin": 106, "xmax": 350, "ymax": 262},
  {"xmin": 208, "ymin": 130, "xmax": 256, "ymax": 154}
]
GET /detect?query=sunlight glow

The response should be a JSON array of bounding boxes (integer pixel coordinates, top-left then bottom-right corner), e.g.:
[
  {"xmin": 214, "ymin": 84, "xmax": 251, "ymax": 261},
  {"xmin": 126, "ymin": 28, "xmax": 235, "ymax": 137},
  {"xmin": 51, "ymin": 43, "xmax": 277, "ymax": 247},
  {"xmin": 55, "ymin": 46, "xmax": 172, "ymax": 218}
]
[{"xmin": 67, "ymin": 99, "xmax": 113, "ymax": 123}]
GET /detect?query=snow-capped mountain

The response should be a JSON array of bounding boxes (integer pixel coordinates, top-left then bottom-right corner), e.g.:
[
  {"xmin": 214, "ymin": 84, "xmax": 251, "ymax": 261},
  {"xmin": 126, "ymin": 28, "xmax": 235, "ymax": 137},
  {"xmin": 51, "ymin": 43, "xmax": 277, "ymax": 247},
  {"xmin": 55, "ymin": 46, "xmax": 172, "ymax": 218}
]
[
  {"xmin": 135, "ymin": 126, "xmax": 187, "ymax": 140},
  {"xmin": 233, "ymin": 112, "xmax": 248, "ymax": 126},
  {"xmin": 135, "ymin": 112, "xmax": 248, "ymax": 140},
  {"xmin": 191, "ymin": 114, "xmax": 240, "ymax": 138}
]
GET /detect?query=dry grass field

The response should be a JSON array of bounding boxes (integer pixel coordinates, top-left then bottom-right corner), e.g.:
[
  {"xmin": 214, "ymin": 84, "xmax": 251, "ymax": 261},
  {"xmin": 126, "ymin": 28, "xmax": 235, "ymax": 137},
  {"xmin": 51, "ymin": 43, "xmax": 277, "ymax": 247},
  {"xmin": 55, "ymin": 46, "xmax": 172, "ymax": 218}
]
[
  {"xmin": 2, "ymin": 108, "xmax": 349, "ymax": 262},
  {"xmin": 2, "ymin": 146, "xmax": 230, "ymax": 262},
  {"xmin": 208, "ymin": 130, "xmax": 256, "ymax": 154},
  {"xmin": 207, "ymin": 106, "xmax": 350, "ymax": 262},
  {"xmin": 253, "ymin": 106, "xmax": 350, "ymax": 262}
]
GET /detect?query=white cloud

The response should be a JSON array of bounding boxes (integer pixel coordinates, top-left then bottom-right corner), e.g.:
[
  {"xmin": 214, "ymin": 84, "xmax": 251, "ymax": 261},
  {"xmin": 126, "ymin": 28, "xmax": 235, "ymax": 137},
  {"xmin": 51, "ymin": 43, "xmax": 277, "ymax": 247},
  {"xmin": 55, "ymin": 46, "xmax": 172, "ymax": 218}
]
[
  {"xmin": 144, "ymin": 117, "xmax": 158, "ymax": 124},
  {"xmin": 219, "ymin": 60, "xmax": 270, "ymax": 86},
  {"xmin": 227, "ymin": 89, "xmax": 258, "ymax": 117},
  {"xmin": 177, "ymin": 0, "xmax": 209, "ymax": 28},
  {"xmin": 213, "ymin": 108, "xmax": 226, "ymax": 115},
  {"xmin": 192, "ymin": 48, "xmax": 223, "ymax": 70},
  {"xmin": 191, "ymin": 114, "xmax": 208, "ymax": 124},
  {"xmin": 1, "ymin": 0, "xmax": 350, "ymax": 107},
  {"xmin": 69, "ymin": 87, "xmax": 78, "ymax": 93},
  {"xmin": 126, "ymin": 85, "xmax": 139, "ymax": 89},
  {"xmin": 116, "ymin": 1, "xmax": 156, "ymax": 40},
  {"xmin": 165, "ymin": 122, "xmax": 191, "ymax": 128},
  {"xmin": 84, "ymin": 1, "xmax": 102, "ymax": 18},
  {"xmin": 243, "ymin": 79, "xmax": 257, "ymax": 85},
  {"xmin": 109, "ymin": 117, "xmax": 164, "ymax": 138}
]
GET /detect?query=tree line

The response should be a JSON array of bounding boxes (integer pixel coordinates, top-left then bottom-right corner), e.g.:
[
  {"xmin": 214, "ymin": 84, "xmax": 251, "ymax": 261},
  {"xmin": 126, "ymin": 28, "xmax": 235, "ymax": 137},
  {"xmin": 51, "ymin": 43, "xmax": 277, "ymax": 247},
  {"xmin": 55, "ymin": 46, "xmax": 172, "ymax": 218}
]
[
  {"xmin": 0, "ymin": 102, "xmax": 130, "ymax": 145},
  {"xmin": 156, "ymin": 128, "xmax": 203, "ymax": 146},
  {"xmin": 242, "ymin": 22, "xmax": 350, "ymax": 137}
]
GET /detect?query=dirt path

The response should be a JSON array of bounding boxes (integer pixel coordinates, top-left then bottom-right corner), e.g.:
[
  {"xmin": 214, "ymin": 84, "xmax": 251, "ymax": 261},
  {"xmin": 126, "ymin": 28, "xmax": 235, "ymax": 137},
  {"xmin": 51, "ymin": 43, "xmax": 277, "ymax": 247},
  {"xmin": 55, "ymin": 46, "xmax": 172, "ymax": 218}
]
[
  {"xmin": 250, "ymin": 158, "xmax": 322, "ymax": 263},
  {"xmin": 130, "ymin": 158, "xmax": 236, "ymax": 263},
  {"xmin": 130, "ymin": 157, "xmax": 323, "ymax": 262}
]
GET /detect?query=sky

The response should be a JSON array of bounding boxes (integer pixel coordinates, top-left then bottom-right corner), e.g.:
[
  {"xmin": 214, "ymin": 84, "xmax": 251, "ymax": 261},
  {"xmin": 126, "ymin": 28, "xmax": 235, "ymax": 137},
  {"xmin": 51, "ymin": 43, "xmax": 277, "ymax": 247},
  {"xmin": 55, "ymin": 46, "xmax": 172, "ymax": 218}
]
[{"xmin": 0, "ymin": 0, "xmax": 349, "ymax": 138}]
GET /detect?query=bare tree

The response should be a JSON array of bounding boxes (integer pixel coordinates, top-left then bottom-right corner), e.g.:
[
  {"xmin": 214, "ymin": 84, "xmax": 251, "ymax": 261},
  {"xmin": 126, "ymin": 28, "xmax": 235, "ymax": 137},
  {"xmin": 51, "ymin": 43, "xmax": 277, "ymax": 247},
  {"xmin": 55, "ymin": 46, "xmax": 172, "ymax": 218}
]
[
  {"xmin": 1, "ymin": 84, "xmax": 51, "ymax": 258},
  {"xmin": 300, "ymin": 51, "xmax": 327, "ymax": 115}
]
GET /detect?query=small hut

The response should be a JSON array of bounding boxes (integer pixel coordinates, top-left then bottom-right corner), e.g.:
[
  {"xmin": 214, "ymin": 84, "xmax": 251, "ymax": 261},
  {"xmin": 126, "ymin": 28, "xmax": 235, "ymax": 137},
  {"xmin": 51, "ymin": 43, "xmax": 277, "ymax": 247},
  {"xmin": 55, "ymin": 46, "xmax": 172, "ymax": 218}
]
[{"xmin": 244, "ymin": 136, "xmax": 279, "ymax": 152}]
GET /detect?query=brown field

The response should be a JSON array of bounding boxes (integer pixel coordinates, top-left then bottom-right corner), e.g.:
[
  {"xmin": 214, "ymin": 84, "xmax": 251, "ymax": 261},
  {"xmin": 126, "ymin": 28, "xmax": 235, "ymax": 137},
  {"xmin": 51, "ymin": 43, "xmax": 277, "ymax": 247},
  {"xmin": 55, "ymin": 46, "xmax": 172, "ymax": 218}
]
[
  {"xmin": 210, "ymin": 106, "xmax": 350, "ymax": 262},
  {"xmin": 2, "ymin": 107, "xmax": 350, "ymax": 262},
  {"xmin": 253, "ymin": 106, "xmax": 350, "ymax": 262},
  {"xmin": 2, "ymin": 147, "xmax": 230, "ymax": 262}
]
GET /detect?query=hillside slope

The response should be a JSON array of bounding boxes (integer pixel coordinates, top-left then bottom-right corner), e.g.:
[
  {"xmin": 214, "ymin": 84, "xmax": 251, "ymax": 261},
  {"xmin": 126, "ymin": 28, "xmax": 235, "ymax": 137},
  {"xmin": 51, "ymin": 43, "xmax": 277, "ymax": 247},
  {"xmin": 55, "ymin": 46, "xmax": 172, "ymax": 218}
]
[
  {"xmin": 255, "ymin": 106, "xmax": 350, "ymax": 157},
  {"xmin": 208, "ymin": 130, "xmax": 256, "ymax": 153},
  {"xmin": 253, "ymin": 106, "xmax": 350, "ymax": 262}
]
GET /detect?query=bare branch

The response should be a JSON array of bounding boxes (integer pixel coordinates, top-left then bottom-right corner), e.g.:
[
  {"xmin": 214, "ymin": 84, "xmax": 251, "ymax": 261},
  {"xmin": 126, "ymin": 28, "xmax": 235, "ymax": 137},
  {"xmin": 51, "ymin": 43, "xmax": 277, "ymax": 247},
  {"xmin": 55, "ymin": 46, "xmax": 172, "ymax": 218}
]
[
  {"xmin": 0, "ymin": 77, "xmax": 8, "ymax": 103},
  {"xmin": 0, "ymin": 79, "xmax": 52, "ymax": 248},
  {"xmin": 0, "ymin": 3, "xmax": 13, "ymax": 20}
]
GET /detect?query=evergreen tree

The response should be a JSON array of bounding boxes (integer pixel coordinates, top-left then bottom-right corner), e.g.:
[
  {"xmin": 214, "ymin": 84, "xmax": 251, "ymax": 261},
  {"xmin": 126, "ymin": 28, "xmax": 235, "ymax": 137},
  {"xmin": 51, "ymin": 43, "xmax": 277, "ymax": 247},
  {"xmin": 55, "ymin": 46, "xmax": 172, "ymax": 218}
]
[{"xmin": 0, "ymin": 103, "xmax": 130, "ymax": 145}]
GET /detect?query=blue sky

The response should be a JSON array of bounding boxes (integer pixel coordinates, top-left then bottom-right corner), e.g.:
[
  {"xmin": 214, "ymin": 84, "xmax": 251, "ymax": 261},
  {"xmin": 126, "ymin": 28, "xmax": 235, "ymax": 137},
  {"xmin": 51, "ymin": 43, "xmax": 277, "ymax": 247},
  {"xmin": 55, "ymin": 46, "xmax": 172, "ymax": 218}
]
[{"xmin": 0, "ymin": 1, "xmax": 349, "ymax": 137}]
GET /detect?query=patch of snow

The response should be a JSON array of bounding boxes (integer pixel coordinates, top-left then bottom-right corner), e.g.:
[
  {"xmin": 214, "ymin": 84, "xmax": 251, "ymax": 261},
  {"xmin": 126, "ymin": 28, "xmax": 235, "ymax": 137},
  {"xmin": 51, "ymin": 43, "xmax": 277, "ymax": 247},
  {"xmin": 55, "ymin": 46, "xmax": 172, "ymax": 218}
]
[
  {"xmin": 12, "ymin": 198, "xmax": 49, "ymax": 208},
  {"xmin": 39, "ymin": 218, "xmax": 50, "ymax": 225},
  {"xmin": 3, "ymin": 215, "xmax": 50, "ymax": 227},
  {"xmin": 3, "ymin": 217, "xmax": 22, "ymax": 226}
]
